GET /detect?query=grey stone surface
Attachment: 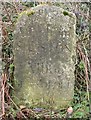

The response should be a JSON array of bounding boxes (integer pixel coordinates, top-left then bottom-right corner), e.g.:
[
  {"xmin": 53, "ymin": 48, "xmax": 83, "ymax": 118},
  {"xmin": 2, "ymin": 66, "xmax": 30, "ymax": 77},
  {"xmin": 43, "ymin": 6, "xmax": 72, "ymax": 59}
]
[{"xmin": 14, "ymin": 4, "xmax": 76, "ymax": 109}]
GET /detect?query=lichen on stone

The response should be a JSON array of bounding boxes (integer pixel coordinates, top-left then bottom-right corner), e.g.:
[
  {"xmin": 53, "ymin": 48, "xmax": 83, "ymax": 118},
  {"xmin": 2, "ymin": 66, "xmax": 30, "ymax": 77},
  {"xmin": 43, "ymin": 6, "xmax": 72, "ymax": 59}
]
[
  {"xmin": 26, "ymin": 10, "xmax": 35, "ymax": 16},
  {"xmin": 16, "ymin": 9, "xmax": 35, "ymax": 23}
]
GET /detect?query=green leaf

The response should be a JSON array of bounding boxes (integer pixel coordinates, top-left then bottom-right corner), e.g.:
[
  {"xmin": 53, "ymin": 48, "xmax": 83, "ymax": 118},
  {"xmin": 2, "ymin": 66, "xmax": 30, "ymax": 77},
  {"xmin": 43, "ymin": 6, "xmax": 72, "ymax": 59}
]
[
  {"xmin": 9, "ymin": 63, "xmax": 14, "ymax": 73},
  {"xmin": 74, "ymin": 103, "xmax": 82, "ymax": 110},
  {"xmin": 10, "ymin": 63, "xmax": 14, "ymax": 69},
  {"xmin": 73, "ymin": 111, "xmax": 85, "ymax": 118},
  {"xmin": 78, "ymin": 60, "xmax": 85, "ymax": 70},
  {"xmin": 2, "ymin": 15, "xmax": 8, "ymax": 22}
]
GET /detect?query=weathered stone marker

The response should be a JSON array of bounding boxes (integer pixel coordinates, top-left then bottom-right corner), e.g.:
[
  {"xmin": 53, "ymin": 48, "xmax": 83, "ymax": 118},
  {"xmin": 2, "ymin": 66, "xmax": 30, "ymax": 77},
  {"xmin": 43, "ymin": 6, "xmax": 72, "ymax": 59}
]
[{"xmin": 14, "ymin": 5, "xmax": 76, "ymax": 109}]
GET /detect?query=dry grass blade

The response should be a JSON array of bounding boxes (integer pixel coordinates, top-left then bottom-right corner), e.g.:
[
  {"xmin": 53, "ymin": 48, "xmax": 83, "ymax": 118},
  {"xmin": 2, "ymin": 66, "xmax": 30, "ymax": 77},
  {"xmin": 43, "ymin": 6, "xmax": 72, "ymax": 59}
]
[
  {"xmin": 7, "ymin": 95, "xmax": 28, "ymax": 120},
  {"xmin": 77, "ymin": 43, "xmax": 90, "ymax": 101}
]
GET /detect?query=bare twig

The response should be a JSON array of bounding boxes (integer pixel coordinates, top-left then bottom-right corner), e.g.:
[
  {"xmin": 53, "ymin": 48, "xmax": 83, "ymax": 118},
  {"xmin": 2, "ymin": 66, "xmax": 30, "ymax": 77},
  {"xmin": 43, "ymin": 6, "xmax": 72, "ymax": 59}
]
[{"xmin": 0, "ymin": 114, "xmax": 4, "ymax": 119}]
